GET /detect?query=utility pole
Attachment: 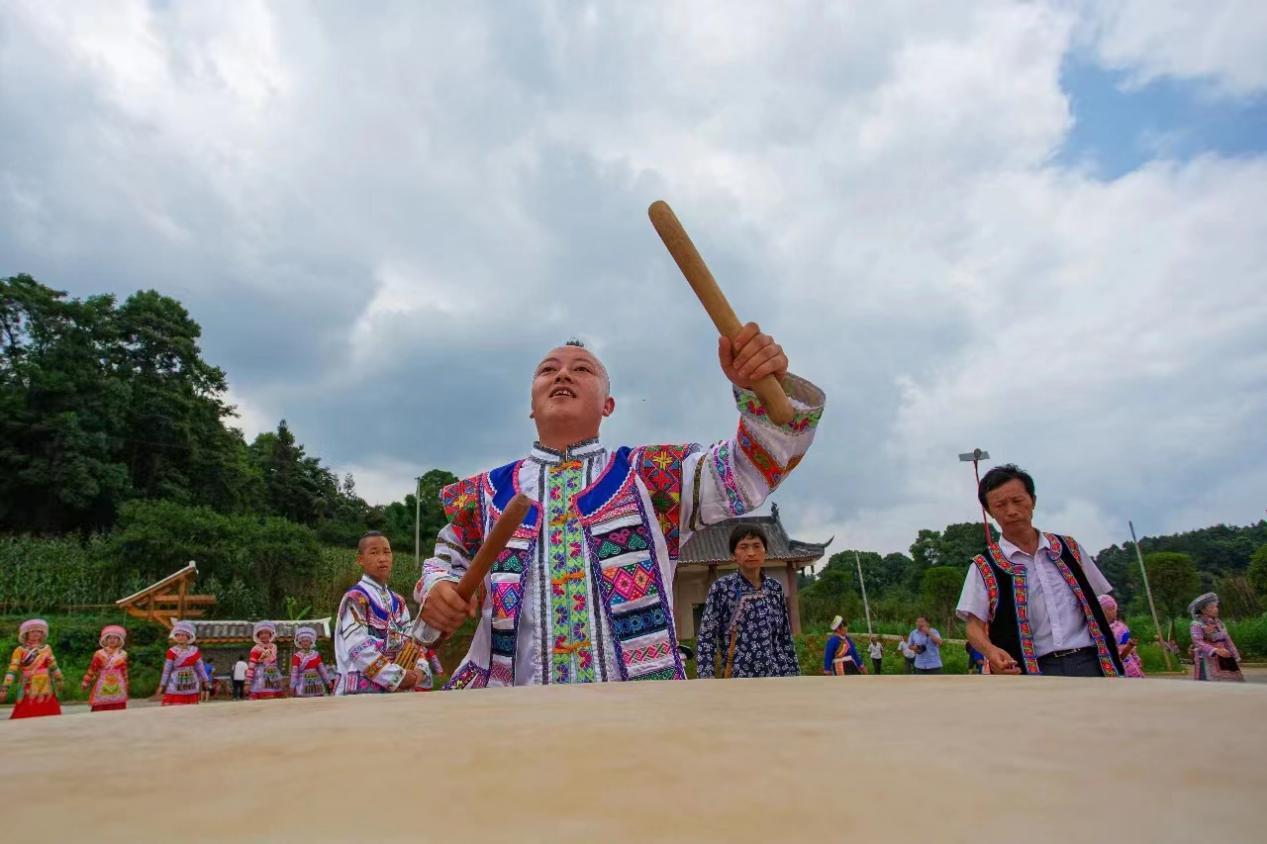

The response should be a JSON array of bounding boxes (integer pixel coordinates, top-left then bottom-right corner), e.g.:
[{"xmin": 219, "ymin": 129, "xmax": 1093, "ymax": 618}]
[
  {"xmin": 1130, "ymin": 520, "xmax": 1173, "ymax": 672},
  {"xmin": 958, "ymin": 448, "xmax": 993, "ymax": 547},
  {"xmin": 855, "ymin": 551, "xmax": 873, "ymax": 635}
]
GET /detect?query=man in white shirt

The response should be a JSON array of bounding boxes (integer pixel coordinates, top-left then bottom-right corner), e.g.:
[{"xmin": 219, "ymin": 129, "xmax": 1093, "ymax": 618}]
[
  {"xmin": 956, "ymin": 464, "xmax": 1124, "ymax": 678},
  {"xmin": 231, "ymin": 655, "xmax": 248, "ymax": 700}
]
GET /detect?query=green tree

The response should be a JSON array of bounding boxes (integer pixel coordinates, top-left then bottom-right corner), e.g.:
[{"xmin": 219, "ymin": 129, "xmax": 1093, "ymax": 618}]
[
  {"xmin": 1139, "ymin": 552, "xmax": 1200, "ymax": 620},
  {"xmin": 0, "ymin": 275, "xmax": 131, "ymax": 531},
  {"xmin": 1247, "ymin": 545, "xmax": 1267, "ymax": 600},
  {"xmin": 920, "ymin": 566, "xmax": 966, "ymax": 631}
]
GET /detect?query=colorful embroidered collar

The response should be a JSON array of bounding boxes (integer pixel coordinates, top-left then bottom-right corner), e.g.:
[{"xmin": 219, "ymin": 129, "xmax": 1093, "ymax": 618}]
[{"xmin": 529, "ymin": 438, "xmax": 606, "ymax": 464}]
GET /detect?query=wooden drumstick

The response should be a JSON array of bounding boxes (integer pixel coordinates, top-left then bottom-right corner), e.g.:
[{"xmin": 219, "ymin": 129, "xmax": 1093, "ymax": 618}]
[
  {"xmin": 648, "ymin": 200, "xmax": 795, "ymax": 426},
  {"xmin": 455, "ymin": 493, "xmax": 533, "ymax": 601},
  {"xmin": 412, "ymin": 493, "xmax": 533, "ymax": 648}
]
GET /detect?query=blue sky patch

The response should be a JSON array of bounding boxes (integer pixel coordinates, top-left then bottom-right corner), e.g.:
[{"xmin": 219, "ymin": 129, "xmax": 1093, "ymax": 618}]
[{"xmin": 1058, "ymin": 57, "xmax": 1267, "ymax": 179}]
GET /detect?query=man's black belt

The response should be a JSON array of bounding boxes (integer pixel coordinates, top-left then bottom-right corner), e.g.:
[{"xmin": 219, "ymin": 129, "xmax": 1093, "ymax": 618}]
[{"xmin": 1041, "ymin": 645, "xmax": 1096, "ymax": 659}]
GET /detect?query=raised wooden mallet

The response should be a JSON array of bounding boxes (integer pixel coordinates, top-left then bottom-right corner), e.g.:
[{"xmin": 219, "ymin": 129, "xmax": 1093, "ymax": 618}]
[
  {"xmin": 648, "ymin": 200, "xmax": 795, "ymax": 426},
  {"xmin": 408, "ymin": 493, "xmax": 534, "ymax": 651}
]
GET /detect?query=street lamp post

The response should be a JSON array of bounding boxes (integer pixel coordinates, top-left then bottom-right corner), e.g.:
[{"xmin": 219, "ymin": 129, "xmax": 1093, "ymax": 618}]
[{"xmin": 958, "ymin": 448, "xmax": 993, "ymax": 547}]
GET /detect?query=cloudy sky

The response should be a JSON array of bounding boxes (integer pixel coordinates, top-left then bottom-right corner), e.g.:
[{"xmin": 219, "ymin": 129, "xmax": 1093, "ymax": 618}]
[{"xmin": 3, "ymin": 1, "xmax": 1266, "ymax": 558}]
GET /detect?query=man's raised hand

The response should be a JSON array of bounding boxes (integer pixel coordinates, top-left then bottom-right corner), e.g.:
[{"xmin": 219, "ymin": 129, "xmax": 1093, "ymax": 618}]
[{"xmin": 719, "ymin": 322, "xmax": 787, "ymax": 390}]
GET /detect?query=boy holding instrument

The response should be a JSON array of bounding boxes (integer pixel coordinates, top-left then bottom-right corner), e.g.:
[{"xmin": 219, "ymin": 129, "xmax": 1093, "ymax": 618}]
[
  {"xmin": 334, "ymin": 532, "xmax": 425, "ymax": 694},
  {"xmin": 416, "ymin": 326, "xmax": 824, "ymax": 688},
  {"xmin": 695, "ymin": 524, "xmax": 800, "ymax": 679}
]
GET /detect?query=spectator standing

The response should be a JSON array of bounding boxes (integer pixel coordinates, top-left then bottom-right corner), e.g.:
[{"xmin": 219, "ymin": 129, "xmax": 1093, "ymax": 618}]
[{"xmin": 908, "ymin": 617, "xmax": 943, "ymax": 675}]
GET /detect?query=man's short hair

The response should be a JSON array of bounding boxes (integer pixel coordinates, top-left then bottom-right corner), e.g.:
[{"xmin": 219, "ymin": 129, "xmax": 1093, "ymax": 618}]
[
  {"xmin": 728, "ymin": 524, "xmax": 768, "ymax": 555},
  {"xmin": 357, "ymin": 530, "xmax": 387, "ymax": 552},
  {"xmin": 978, "ymin": 464, "xmax": 1036, "ymax": 509},
  {"xmin": 560, "ymin": 338, "xmax": 610, "ymax": 392}
]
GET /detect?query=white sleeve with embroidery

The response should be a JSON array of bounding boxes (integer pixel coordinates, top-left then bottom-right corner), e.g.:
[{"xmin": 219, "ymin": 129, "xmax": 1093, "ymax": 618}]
[
  {"xmin": 416, "ymin": 521, "xmax": 469, "ymax": 606},
  {"xmin": 678, "ymin": 372, "xmax": 825, "ymax": 543},
  {"xmin": 334, "ymin": 593, "xmax": 406, "ymax": 692}
]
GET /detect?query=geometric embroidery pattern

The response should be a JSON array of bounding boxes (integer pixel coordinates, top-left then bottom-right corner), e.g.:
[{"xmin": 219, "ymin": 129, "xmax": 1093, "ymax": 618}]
[
  {"xmin": 492, "ymin": 582, "xmax": 522, "ymax": 621},
  {"xmin": 491, "ymin": 630, "xmax": 516, "ymax": 658},
  {"xmin": 971, "ymin": 555, "xmax": 1000, "ymax": 621},
  {"xmin": 622, "ymin": 639, "xmax": 672, "ymax": 667},
  {"xmin": 440, "ymin": 474, "xmax": 484, "ymax": 559},
  {"xmin": 611, "ymin": 604, "xmax": 669, "ymax": 639},
  {"xmin": 493, "ymin": 547, "xmax": 528, "ymax": 574},
  {"xmin": 1046, "ymin": 533, "xmax": 1120, "ymax": 678},
  {"xmin": 489, "ymin": 661, "xmax": 513, "ymax": 686},
  {"xmin": 634, "ymin": 444, "xmax": 696, "ymax": 559},
  {"xmin": 545, "ymin": 460, "xmax": 595, "ymax": 684},
  {"xmin": 589, "ymin": 523, "xmax": 652, "ymax": 561},
  {"xmin": 630, "ymin": 666, "xmax": 678, "ymax": 682},
  {"xmin": 711, "ymin": 441, "xmax": 748, "ymax": 517},
  {"xmin": 736, "ymin": 419, "xmax": 785, "ymax": 488},
  {"xmin": 734, "ymin": 387, "xmax": 823, "ymax": 434},
  {"xmin": 601, "ymin": 559, "xmax": 659, "ymax": 606},
  {"xmin": 987, "ymin": 543, "xmax": 1040, "ymax": 675},
  {"xmin": 445, "ymin": 661, "xmax": 489, "ymax": 691}
]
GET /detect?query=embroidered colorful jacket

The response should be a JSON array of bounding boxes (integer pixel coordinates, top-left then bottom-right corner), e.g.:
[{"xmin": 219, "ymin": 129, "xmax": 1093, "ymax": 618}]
[
  {"xmin": 334, "ymin": 575, "xmax": 413, "ymax": 694},
  {"xmin": 417, "ymin": 375, "xmax": 825, "ymax": 688},
  {"xmin": 969, "ymin": 534, "xmax": 1123, "ymax": 677}
]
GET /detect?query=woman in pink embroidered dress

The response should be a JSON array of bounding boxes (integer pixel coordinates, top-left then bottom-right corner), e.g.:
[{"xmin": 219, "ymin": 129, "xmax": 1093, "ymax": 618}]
[
  {"xmin": 1189, "ymin": 592, "xmax": 1243, "ymax": 682},
  {"xmin": 82, "ymin": 624, "xmax": 130, "ymax": 710},
  {"xmin": 1097, "ymin": 595, "xmax": 1144, "ymax": 678}
]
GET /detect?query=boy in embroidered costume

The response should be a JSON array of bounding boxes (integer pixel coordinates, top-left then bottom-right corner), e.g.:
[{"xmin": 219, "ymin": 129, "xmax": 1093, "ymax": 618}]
[
  {"xmin": 417, "ymin": 326, "xmax": 824, "ymax": 688},
  {"xmin": 3, "ymin": 619, "xmax": 65, "ymax": 719},
  {"xmin": 335, "ymin": 531, "xmax": 426, "ymax": 694},
  {"xmin": 246, "ymin": 621, "xmax": 286, "ymax": 699},
  {"xmin": 957, "ymin": 464, "xmax": 1123, "ymax": 678},
  {"xmin": 155, "ymin": 620, "xmax": 212, "ymax": 705},
  {"xmin": 696, "ymin": 524, "xmax": 799, "ymax": 679},
  {"xmin": 290, "ymin": 626, "xmax": 334, "ymax": 697},
  {"xmin": 82, "ymin": 624, "xmax": 130, "ymax": 711}
]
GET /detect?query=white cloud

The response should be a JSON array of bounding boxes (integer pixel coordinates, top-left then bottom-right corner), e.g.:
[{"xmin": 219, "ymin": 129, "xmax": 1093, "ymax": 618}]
[
  {"xmin": 1079, "ymin": 0, "xmax": 1267, "ymax": 97},
  {"xmin": 2, "ymin": 1, "xmax": 1265, "ymax": 562}
]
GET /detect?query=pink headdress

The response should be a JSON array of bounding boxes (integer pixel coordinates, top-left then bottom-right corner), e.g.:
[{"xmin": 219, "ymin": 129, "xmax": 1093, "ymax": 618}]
[
  {"xmin": 170, "ymin": 620, "xmax": 197, "ymax": 642},
  {"xmin": 1098, "ymin": 594, "xmax": 1117, "ymax": 612},
  {"xmin": 18, "ymin": 618, "xmax": 49, "ymax": 644},
  {"xmin": 99, "ymin": 624, "xmax": 127, "ymax": 647},
  {"xmin": 294, "ymin": 626, "xmax": 317, "ymax": 647},
  {"xmin": 253, "ymin": 620, "xmax": 277, "ymax": 644}
]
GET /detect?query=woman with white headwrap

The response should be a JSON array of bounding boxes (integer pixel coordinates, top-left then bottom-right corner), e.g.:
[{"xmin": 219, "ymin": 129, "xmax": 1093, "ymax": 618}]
[
  {"xmin": 1189, "ymin": 593, "xmax": 1244, "ymax": 682},
  {"xmin": 2, "ymin": 619, "xmax": 65, "ymax": 719},
  {"xmin": 247, "ymin": 621, "xmax": 286, "ymax": 700},
  {"xmin": 156, "ymin": 621, "xmax": 212, "ymax": 705},
  {"xmin": 290, "ymin": 626, "xmax": 334, "ymax": 697}
]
